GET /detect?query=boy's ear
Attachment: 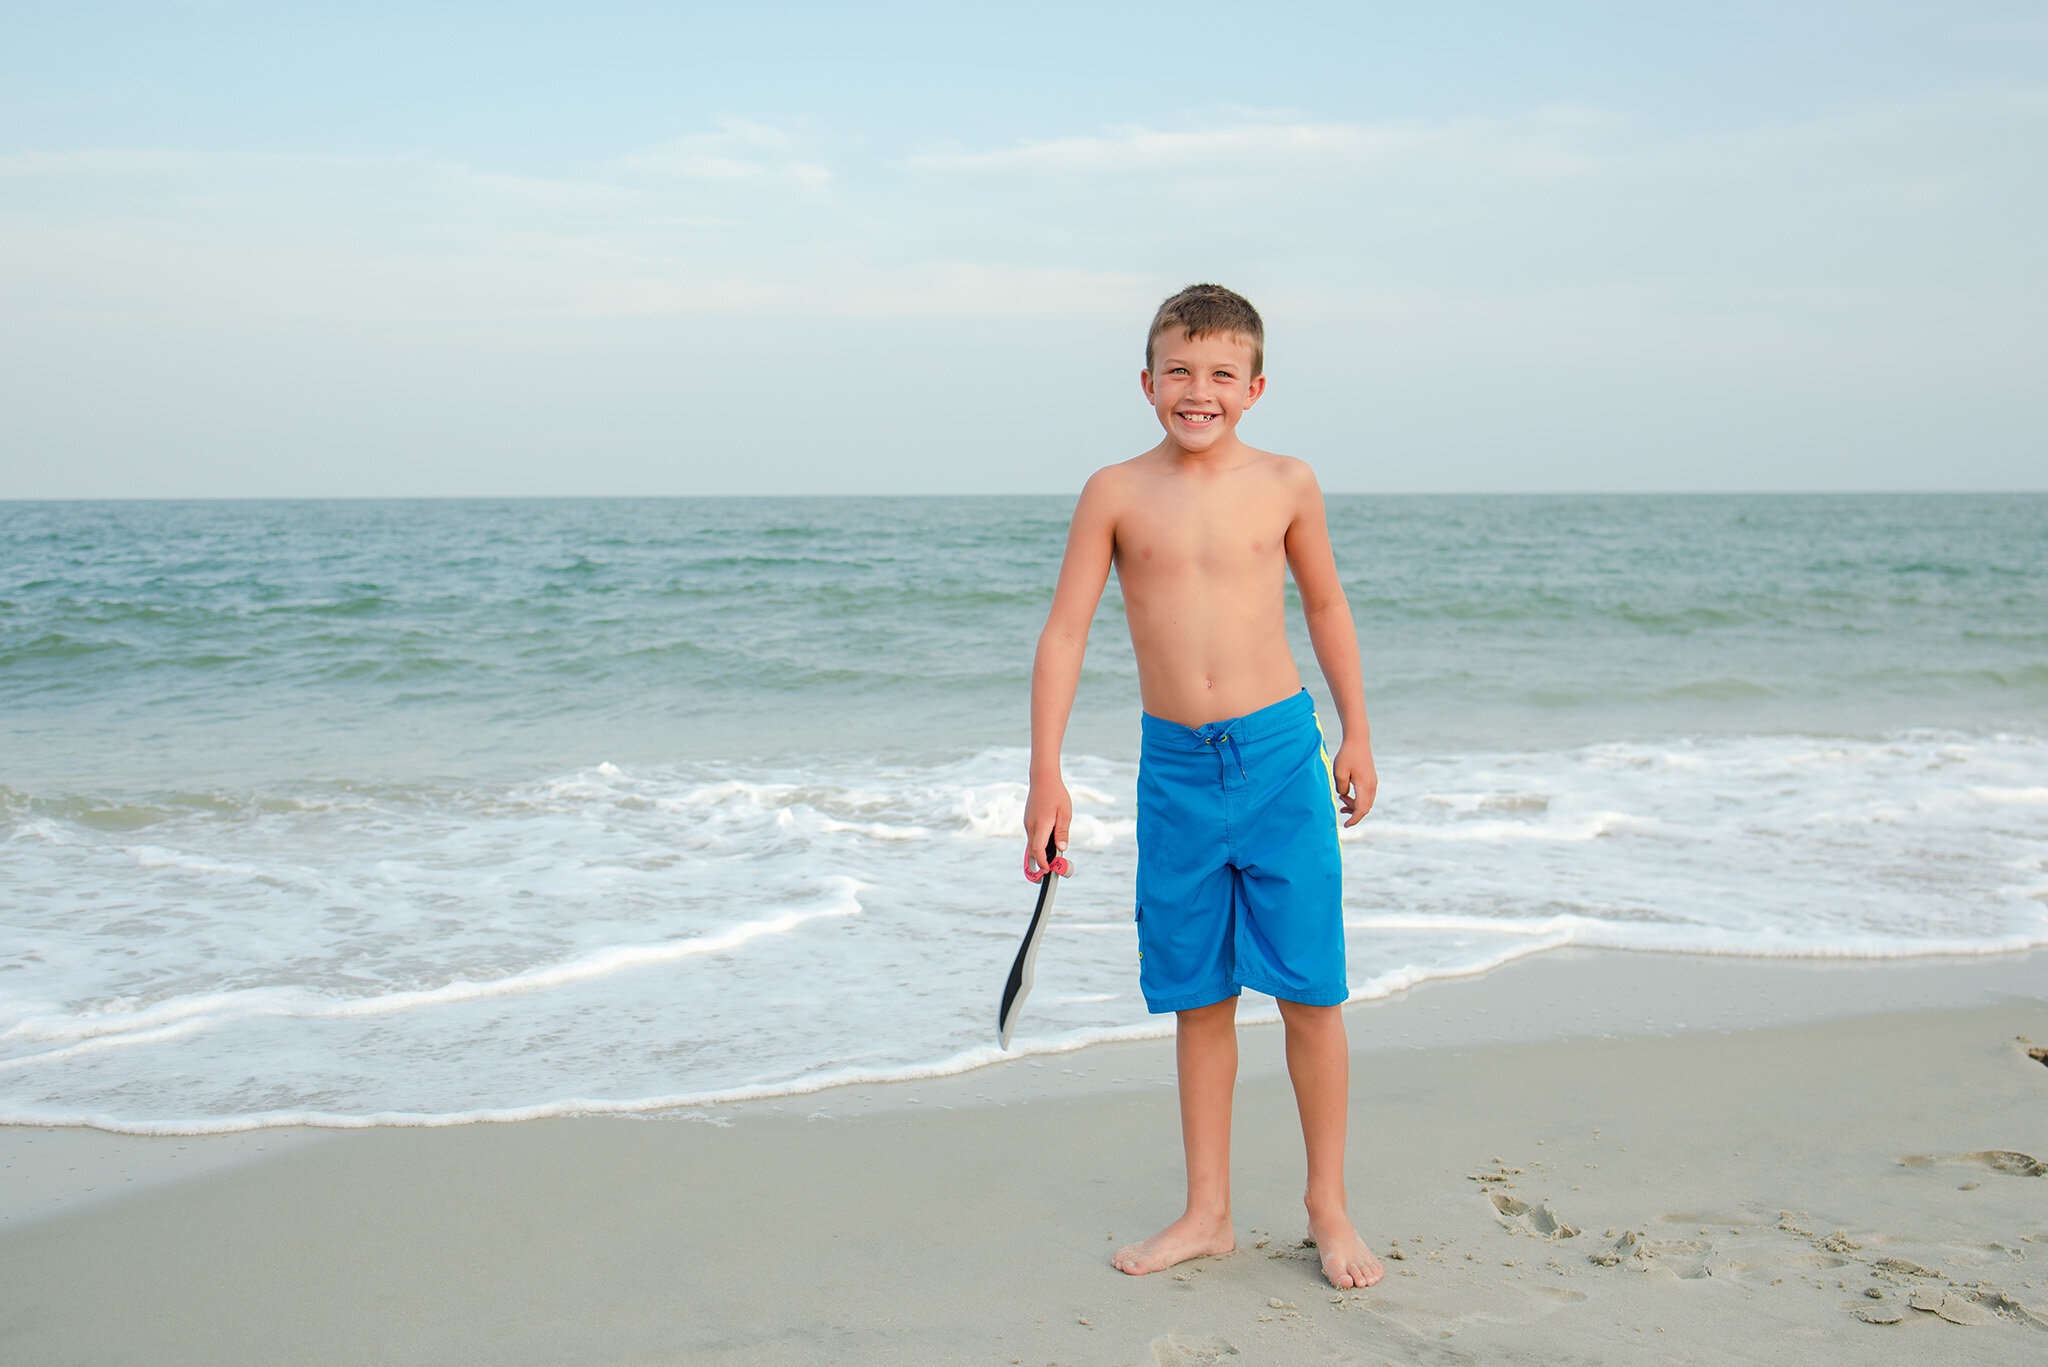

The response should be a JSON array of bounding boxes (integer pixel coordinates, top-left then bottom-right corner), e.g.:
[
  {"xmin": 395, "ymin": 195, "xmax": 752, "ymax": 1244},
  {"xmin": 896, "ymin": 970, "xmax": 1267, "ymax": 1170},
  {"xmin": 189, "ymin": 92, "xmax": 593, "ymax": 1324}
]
[
  {"xmin": 1140, "ymin": 369, "xmax": 1156, "ymax": 402},
  {"xmin": 1245, "ymin": 373, "xmax": 1268, "ymax": 407}
]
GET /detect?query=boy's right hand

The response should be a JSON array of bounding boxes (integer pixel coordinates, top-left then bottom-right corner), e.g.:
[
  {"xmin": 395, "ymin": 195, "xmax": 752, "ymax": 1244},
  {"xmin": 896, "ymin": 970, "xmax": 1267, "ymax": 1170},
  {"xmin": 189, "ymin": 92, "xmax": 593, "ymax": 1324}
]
[{"xmin": 1023, "ymin": 778, "xmax": 1072, "ymax": 882}]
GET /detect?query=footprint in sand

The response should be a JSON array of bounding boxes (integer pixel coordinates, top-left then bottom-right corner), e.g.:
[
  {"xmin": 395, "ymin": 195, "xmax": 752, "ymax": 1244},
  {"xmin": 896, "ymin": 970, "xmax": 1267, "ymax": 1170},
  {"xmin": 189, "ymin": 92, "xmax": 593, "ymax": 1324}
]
[
  {"xmin": 1488, "ymin": 1192, "xmax": 1580, "ymax": 1240},
  {"xmin": 1969, "ymin": 1289, "xmax": 2048, "ymax": 1330},
  {"xmin": 1942, "ymin": 1241, "xmax": 2030, "ymax": 1269},
  {"xmin": 1707, "ymin": 1249, "xmax": 1851, "ymax": 1288},
  {"xmin": 1899, "ymin": 1150, "xmax": 2047, "ymax": 1178},
  {"xmin": 1836, "ymin": 1249, "xmax": 2048, "ymax": 1330},
  {"xmin": 1905, "ymin": 1287, "xmax": 2000, "ymax": 1326},
  {"xmin": 1586, "ymin": 1229, "xmax": 1715, "ymax": 1278}
]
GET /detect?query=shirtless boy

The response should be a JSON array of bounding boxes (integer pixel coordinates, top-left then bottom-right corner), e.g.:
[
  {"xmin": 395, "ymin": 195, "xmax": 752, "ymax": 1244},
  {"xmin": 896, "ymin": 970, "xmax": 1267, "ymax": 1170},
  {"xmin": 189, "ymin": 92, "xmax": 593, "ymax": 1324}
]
[{"xmin": 1023, "ymin": 283, "xmax": 1384, "ymax": 1290}]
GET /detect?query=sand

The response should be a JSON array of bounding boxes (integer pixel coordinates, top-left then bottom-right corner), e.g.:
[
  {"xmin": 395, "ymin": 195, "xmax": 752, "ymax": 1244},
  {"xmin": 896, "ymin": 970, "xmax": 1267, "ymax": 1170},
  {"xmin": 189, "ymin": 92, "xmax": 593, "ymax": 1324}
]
[{"xmin": 3, "ymin": 948, "xmax": 2045, "ymax": 1365}]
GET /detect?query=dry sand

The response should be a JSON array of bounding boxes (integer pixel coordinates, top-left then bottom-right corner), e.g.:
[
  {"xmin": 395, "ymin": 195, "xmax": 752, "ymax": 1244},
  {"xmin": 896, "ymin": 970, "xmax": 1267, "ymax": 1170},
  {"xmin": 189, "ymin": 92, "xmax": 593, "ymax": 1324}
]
[{"xmin": 2, "ymin": 948, "xmax": 2045, "ymax": 1365}]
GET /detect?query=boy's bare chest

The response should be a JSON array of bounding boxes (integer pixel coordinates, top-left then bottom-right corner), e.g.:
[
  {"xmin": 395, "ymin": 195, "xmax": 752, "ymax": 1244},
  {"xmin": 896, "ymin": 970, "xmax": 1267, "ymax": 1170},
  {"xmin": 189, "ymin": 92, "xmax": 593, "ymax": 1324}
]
[{"xmin": 1112, "ymin": 497, "xmax": 1292, "ymax": 582}]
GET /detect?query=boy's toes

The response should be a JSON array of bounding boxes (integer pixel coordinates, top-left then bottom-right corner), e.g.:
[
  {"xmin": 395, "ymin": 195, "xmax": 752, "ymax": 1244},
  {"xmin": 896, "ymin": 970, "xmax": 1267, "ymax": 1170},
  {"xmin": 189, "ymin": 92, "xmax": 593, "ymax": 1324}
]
[
  {"xmin": 1307, "ymin": 1214, "xmax": 1384, "ymax": 1290},
  {"xmin": 1318, "ymin": 1237, "xmax": 1384, "ymax": 1295}
]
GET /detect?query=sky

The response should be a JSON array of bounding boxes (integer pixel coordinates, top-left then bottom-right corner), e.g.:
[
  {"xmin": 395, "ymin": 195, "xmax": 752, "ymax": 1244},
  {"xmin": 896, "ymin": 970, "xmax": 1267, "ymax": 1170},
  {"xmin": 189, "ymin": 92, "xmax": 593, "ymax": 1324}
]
[{"xmin": 2, "ymin": 1, "xmax": 2044, "ymax": 497}]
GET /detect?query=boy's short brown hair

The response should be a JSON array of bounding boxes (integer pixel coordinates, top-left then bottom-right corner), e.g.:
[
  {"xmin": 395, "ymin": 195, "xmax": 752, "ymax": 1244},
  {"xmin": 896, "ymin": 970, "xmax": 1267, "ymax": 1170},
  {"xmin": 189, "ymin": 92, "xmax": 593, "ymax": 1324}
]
[{"xmin": 1146, "ymin": 283, "xmax": 1265, "ymax": 378}]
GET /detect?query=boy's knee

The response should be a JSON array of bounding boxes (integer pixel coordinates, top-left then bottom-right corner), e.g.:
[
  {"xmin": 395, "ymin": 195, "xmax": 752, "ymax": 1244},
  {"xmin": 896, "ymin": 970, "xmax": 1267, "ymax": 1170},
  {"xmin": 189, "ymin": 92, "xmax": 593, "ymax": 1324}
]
[{"xmin": 1277, "ymin": 998, "xmax": 1342, "ymax": 1028}]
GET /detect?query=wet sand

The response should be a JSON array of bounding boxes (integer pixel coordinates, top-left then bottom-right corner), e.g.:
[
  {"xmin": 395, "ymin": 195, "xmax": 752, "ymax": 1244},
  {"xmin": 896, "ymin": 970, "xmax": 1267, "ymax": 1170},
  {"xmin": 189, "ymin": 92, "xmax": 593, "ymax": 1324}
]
[{"xmin": 3, "ymin": 948, "xmax": 2045, "ymax": 1365}]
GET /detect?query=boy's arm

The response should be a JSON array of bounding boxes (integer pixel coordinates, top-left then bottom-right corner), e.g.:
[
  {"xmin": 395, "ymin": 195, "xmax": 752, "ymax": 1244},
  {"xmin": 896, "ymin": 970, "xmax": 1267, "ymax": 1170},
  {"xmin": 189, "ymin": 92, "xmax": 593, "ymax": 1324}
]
[
  {"xmin": 1283, "ymin": 462, "xmax": 1377, "ymax": 826},
  {"xmin": 1024, "ymin": 471, "xmax": 1118, "ymax": 878}
]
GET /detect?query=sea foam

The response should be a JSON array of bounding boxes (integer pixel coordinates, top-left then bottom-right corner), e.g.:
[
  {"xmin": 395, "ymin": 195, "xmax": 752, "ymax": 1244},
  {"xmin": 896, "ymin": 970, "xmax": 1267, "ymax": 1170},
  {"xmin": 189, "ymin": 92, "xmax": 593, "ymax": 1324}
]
[{"xmin": 3, "ymin": 731, "xmax": 2044, "ymax": 1134}]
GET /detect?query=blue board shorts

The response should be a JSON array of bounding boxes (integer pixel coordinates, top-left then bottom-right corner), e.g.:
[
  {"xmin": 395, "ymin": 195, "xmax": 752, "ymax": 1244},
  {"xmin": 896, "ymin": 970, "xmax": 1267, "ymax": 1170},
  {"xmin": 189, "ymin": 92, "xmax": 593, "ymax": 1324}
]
[{"xmin": 1135, "ymin": 688, "xmax": 1348, "ymax": 1013}]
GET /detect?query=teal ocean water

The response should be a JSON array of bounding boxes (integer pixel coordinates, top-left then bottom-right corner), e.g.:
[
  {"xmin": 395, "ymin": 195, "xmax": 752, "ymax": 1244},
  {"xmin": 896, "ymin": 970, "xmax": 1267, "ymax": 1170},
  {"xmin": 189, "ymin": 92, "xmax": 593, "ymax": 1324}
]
[{"xmin": 3, "ymin": 495, "xmax": 2045, "ymax": 1131}]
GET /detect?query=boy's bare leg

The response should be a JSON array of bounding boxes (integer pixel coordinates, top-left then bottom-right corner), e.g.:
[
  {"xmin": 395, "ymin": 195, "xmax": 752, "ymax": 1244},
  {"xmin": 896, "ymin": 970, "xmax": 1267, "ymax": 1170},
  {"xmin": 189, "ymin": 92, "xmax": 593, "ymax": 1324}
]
[
  {"xmin": 1277, "ymin": 998, "xmax": 1384, "ymax": 1289},
  {"xmin": 1112, "ymin": 995, "xmax": 1239, "ymax": 1274}
]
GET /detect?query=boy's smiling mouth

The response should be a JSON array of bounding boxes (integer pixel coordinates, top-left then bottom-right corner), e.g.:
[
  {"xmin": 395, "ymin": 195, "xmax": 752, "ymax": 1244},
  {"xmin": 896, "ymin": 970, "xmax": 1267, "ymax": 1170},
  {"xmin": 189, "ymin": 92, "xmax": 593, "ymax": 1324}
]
[{"xmin": 1177, "ymin": 412, "xmax": 1219, "ymax": 425}]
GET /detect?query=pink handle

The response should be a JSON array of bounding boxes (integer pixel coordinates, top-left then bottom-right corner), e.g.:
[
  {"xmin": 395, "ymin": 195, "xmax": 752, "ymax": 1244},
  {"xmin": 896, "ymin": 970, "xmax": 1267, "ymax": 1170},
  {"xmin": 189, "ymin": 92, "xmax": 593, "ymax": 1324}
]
[{"xmin": 1024, "ymin": 852, "xmax": 1074, "ymax": 883}]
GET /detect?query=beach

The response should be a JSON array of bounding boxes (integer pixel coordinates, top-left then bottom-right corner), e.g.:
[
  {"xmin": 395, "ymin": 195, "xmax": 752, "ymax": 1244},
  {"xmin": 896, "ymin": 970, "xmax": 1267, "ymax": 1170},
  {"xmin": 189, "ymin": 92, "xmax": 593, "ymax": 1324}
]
[{"xmin": 5, "ymin": 947, "xmax": 2045, "ymax": 1365}]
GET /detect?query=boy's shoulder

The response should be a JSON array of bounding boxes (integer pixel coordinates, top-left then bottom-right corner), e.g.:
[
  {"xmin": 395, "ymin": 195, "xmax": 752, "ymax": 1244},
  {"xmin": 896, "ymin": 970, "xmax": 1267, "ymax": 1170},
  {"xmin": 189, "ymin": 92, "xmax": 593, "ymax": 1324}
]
[
  {"xmin": 1081, "ymin": 447, "xmax": 1321, "ymax": 502},
  {"xmin": 1240, "ymin": 447, "xmax": 1321, "ymax": 490}
]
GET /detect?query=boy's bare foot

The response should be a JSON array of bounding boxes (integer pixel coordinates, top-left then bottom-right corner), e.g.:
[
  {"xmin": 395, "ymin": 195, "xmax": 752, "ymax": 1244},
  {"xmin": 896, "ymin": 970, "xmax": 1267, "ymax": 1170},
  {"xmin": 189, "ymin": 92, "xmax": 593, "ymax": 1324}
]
[
  {"xmin": 1307, "ymin": 1208, "xmax": 1383, "ymax": 1289},
  {"xmin": 1111, "ymin": 1210, "xmax": 1235, "ymax": 1275}
]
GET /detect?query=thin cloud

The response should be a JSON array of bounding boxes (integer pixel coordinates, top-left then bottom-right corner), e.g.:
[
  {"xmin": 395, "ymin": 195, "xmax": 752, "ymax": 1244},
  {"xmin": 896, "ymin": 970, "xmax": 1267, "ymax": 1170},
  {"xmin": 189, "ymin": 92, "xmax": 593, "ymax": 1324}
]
[
  {"xmin": 3, "ymin": 93, "xmax": 2038, "ymax": 335},
  {"xmin": 0, "ymin": 149, "xmax": 224, "ymax": 178},
  {"xmin": 445, "ymin": 167, "xmax": 740, "ymax": 227},
  {"xmin": 908, "ymin": 110, "xmax": 1622, "ymax": 182},
  {"xmin": 621, "ymin": 117, "xmax": 830, "ymax": 194}
]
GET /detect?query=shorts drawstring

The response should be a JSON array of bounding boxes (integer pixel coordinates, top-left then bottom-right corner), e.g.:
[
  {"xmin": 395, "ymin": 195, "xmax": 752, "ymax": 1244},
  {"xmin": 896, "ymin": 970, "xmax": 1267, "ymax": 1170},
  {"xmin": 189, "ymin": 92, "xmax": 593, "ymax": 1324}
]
[{"xmin": 1196, "ymin": 724, "xmax": 1247, "ymax": 780}]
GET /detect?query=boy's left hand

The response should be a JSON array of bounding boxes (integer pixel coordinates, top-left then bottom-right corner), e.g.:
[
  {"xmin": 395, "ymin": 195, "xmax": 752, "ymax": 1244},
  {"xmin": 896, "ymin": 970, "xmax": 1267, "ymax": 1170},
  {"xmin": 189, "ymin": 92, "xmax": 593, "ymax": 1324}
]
[{"xmin": 1331, "ymin": 737, "xmax": 1377, "ymax": 827}]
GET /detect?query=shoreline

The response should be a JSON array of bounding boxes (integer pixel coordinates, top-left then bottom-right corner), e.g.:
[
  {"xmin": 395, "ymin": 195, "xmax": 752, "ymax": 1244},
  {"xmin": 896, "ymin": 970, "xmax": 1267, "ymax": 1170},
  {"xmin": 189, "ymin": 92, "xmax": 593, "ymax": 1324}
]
[
  {"xmin": 3, "ymin": 949, "xmax": 2046, "ymax": 1365},
  {"xmin": 5, "ymin": 944, "xmax": 2044, "ymax": 1233},
  {"xmin": 0, "ymin": 1006, "xmax": 2041, "ymax": 1365}
]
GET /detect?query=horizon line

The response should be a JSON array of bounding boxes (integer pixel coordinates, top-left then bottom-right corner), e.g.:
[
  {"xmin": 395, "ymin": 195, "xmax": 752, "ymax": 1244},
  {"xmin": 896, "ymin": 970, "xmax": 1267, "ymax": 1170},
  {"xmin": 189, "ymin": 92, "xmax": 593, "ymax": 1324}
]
[{"xmin": 3, "ymin": 488, "xmax": 2044, "ymax": 505}]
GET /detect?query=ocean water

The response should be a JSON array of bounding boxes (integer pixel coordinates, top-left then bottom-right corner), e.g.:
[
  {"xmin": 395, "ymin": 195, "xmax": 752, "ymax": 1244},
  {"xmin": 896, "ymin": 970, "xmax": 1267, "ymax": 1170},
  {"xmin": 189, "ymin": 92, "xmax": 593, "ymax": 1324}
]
[{"xmin": 2, "ymin": 494, "xmax": 2045, "ymax": 1133}]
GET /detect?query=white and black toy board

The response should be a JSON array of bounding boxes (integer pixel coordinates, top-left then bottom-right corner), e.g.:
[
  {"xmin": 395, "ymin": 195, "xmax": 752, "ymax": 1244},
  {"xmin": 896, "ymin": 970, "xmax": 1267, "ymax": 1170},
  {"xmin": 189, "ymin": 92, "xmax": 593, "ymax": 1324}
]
[{"xmin": 997, "ymin": 837, "xmax": 1067, "ymax": 1049}]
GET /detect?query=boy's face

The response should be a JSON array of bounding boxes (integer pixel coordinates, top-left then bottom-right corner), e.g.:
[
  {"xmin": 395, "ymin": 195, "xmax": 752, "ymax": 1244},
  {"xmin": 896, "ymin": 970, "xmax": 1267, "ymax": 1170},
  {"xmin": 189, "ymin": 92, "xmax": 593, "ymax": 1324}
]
[{"xmin": 1142, "ymin": 329, "xmax": 1266, "ymax": 454}]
